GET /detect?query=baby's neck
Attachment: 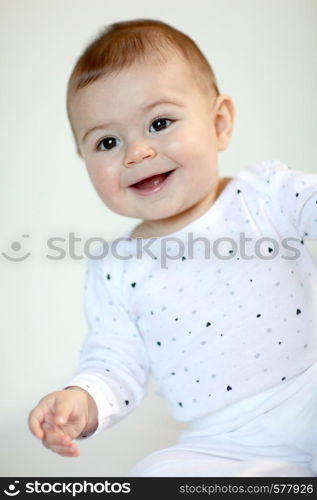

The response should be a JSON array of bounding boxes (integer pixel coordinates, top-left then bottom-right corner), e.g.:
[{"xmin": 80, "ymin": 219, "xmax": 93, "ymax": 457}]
[{"xmin": 130, "ymin": 177, "xmax": 232, "ymax": 239}]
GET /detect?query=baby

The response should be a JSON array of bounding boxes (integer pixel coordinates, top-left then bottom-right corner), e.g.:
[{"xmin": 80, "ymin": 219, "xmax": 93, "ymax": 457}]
[{"xmin": 28, "ymin": 19, "xmax": 317, "ymax": 477}]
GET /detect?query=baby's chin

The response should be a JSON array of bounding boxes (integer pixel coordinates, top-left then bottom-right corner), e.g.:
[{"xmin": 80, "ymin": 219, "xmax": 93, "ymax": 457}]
[
  {"xmin": 111, "ymin": 207, "xmax": 178, "ymax": 221},
  {"xmin": 127, "ymin": 209, "xmax": 202, "ymax": 234},
  {"xmin": 103, "ymin": 197, "xmax": 181, "ymax": 221}
]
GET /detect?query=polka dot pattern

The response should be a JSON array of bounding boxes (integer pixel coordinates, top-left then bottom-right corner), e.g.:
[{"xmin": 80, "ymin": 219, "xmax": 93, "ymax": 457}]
[{"xmin": 68, "ymin": 160, "xmax": 317, "ymax": 430}]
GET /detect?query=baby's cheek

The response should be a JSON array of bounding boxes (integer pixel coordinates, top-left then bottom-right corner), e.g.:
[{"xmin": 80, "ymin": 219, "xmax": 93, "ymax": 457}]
[
  {"xmin": 88, "ymin": 166, "xmax": 118, "ymax": 201},
  {"xmin": 164, "ymin": 133, "xmax": 196, "ymax": 162}
]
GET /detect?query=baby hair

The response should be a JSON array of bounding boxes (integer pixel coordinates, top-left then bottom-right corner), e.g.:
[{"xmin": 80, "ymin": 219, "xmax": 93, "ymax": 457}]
[{"xmin": 66, "ymin": 18, "xmax": 220, "ymax": 152}]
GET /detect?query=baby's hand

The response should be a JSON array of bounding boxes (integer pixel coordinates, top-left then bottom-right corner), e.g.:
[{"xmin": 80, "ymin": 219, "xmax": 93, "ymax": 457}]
[{"xmin": 28, "ymin": 387, "xmax": 97, "ymax": 457}]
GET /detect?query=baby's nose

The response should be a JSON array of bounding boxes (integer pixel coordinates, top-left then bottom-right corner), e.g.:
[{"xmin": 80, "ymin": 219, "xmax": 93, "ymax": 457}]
[{"xmin": 124, "ymin": 143, "xmax": 156, "ymax": 166}]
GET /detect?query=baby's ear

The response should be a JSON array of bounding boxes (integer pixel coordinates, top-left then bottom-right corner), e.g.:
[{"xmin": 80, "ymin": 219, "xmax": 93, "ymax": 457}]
[{"xmin": 214, "ymin": 95, "xmax": 235, "ymax": 151}]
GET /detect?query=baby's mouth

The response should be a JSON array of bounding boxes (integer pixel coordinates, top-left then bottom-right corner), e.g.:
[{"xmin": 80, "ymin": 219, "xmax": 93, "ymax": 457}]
[{"xmin": 130, "ymin": 170, "xmax": 174, "ymax": 190}]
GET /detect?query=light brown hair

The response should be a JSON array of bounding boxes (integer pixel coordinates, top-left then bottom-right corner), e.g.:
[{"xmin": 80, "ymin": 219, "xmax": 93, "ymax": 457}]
[{"xmin": 66, "ymin": 18, "xmax": 220, "ymax": 153}]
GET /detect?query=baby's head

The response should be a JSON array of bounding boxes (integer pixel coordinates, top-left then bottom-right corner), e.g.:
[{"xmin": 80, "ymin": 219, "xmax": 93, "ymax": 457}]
[{"xmin": 66, "ymin": 19, "xmax": 234, "ymax": 226}]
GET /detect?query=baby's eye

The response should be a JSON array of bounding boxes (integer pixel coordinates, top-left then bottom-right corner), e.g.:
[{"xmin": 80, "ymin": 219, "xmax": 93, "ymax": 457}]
[
  {"xmin": 96, "ymin": 137, "xmax": 119, "ymax": 151},
  {"xmin": 150, "ymin": 118, "xmax": 173, "ymax": 133},
  {"xmin": 95, "ymin": 118, "xmax": 173, "ymax": 151}
]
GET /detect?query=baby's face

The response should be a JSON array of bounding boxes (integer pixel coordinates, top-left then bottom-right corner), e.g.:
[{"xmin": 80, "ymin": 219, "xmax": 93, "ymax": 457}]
[{"xmin": 69, "ymin": 55, "xmax": 225, "ymax": 222}]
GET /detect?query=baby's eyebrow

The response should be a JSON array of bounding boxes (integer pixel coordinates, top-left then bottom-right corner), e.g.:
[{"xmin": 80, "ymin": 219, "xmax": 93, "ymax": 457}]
[
  {"xmin": 142, "ymin": 97, "xmax": 185, "ymax": 112},
  {"xmin": 81, "ymin": 98, "xmax": 185, "ymax": 144}
]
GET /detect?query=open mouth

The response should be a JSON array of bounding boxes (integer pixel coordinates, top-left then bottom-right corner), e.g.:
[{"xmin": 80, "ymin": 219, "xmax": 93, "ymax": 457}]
[{"xmin": 130, "ymin": 169, "xmax": 175, "ymax": 192}]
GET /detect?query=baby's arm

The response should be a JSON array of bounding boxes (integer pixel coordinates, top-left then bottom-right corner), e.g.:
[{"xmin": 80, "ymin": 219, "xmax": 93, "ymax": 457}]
[
  {"xmin": 28, "ymin": 386, "xmax": 98, "ymax": 457},
  {"xmin": 264, "ymin": 160, "xmax": 317, "ymax": 240},
  {"xmin": 29, "ymin": 251, "xmax": 150, "ymax": 456},
  {"xmin": 62, "ymin": 252, "xmax": 151, "ymax": 438}
]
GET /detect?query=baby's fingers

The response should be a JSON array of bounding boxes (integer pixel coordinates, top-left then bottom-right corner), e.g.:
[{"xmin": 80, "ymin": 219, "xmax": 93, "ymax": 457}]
[
  {"xmin": 53, "ymin": 398, "xmax": 75, "ymax": 426},
  {"xmin": 28, "ymin": 407, "xmax": 45, "ymax": 440},
  {"xmin": 42, "ymin": 422, "xmax": 79, "ymax": 457}
]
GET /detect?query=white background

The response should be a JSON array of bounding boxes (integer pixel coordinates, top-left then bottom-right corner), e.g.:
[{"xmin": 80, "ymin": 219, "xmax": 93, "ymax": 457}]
[{"xmin": 1, "ymin": 0, "xmax": 316, "ymax": 476}]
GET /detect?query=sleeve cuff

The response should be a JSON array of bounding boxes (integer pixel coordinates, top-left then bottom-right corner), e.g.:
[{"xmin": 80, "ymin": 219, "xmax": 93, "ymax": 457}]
[{"xmin": 64, "ymin": 373, "xmax": 121, "ymax": 439}]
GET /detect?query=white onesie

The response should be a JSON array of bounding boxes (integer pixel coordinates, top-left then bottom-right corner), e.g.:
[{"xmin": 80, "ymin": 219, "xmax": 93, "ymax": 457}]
[{"xmin": 66, "ymin": 159, "xmax": 317, "ymax": 446}]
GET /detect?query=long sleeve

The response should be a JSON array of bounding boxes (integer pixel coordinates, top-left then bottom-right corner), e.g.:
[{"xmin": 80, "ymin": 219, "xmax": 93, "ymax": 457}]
[
  {"xmin": 266, "ymin": 160, "xmax": 317, "ymax": 240},
  {"xmin": 65, "ymin": 248, "xmax": 151, "ymax": 438}
]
